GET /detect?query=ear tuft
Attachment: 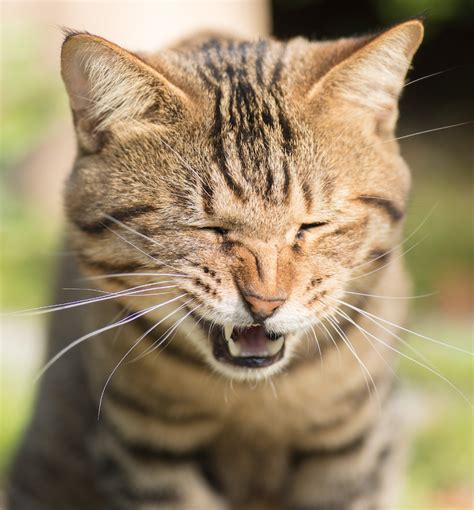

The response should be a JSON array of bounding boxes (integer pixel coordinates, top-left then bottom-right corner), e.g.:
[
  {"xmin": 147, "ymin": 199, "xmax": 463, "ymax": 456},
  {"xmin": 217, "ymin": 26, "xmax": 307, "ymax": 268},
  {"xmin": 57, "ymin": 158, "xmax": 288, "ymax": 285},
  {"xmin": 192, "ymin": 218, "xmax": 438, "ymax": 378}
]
[{"xmin": 61, "ymin": 32, "xmax": 187, "ymax": 132}]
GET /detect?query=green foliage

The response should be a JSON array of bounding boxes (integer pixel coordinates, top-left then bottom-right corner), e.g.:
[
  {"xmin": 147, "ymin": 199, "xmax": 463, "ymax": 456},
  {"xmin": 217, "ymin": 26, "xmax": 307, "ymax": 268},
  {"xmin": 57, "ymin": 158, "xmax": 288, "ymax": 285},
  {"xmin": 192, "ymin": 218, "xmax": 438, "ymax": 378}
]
[
  {"xmin": 399, "ymin": 320, "xmax": 473, "ymax": 507},
  {"xmin": 0, "ymin": 190, "xmax": 58, "ymax": 309},
  {"xmin": 1, "ymin": 22, "xmax": 65, "ymax": 172}
]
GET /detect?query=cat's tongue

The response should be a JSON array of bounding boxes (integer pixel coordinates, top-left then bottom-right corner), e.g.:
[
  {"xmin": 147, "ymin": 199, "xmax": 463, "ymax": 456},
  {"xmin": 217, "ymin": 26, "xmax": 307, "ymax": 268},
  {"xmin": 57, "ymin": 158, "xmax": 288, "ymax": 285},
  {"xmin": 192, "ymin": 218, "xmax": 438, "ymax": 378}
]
[
  {"xmin": 227, "ymin": 326, "xmax": 284, "ymax": 358},
  {"xmin": 234, "ymin": 326, "xmax": 270, "ymax": 356}
]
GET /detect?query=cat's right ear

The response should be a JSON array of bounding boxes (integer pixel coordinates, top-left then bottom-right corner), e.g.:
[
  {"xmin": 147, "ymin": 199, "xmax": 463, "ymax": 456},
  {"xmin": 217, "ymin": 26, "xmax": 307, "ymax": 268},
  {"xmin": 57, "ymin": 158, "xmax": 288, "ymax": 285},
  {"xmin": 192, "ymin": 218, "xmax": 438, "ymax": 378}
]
[{"xmin": 61, "ymin": 31, "xmax": 189, "ymax": 148}]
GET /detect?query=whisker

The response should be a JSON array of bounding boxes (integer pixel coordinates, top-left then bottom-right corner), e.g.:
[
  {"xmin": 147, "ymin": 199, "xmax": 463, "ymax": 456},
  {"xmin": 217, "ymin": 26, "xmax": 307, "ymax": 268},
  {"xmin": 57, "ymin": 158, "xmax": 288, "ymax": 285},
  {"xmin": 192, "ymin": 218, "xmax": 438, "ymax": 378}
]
[
  {"xmin": 34, "ymin": 293, "xmax": 188, "ymax": 381},
  {"xmin": 349, "ymin": 232, "xmax": 430, "ymax": 281},
  {"xmin": 328, "ymin": 298, "xmax": 473, "ymax": 407},
  {"xmin": 124, "ymin": 299, "xmax": 194, "ymax": 365},
  {"xmin": 344, "ymin": 290, "xmax": 437, "ymax": 300},
  {"xmin": 82, "ymin": 272, "xmax": 188, "ymax": 281},
  {"xmin": 309, "ymin": 323, "xmax": 323, "ymax": 368},
  {"xmin": 334, "ymin": 303, "xmax": 437, "ymax": 372},
  {"xmin": 157, "ymin": 137, "xmax": 212, "ymax": 198},
  {"xmin": 403, "ymin": 66, "xmax": 462, "ymax": 87},
  {"xmin": 134, "ymin": 304, "xmax": 200, "ymax": 361},
  {"xmin": 9, "ymin": 282, "xmax": 179, "ymax": 316},
  {"xmin": 102, "ymin": 216, "xmax": 197, "ymax": 272},
  {"xmin": 63, "ymin": 280, "xmax": 176, "ymax": 294},
  {"xmin": 325, "ymin": 315, "xmax": 380, "ymax": 408},
  {"xmin": 329, "ymin": 297, "xmax": 473, "ymax": 356},
  {"xmin": 368, "ymin": 121, "xmax": 473, "ymax": 149},
  {"xmin": 104, "ymin": 224, "xmax": 179, "ymax": 272},
  {"xmin": 315, "ymin": 319, "xmax": 341, "ymax": 361},
  {"xmin": 97, "ymin": 298, "xmax": 194, "ymax": 418},
  {"xmin": 333, "ymin": 307, "xmax": 399, "ymax": 381},
  {"xmin": 352, "ymin": 204, "xmax": 437, "ymax": 271}
]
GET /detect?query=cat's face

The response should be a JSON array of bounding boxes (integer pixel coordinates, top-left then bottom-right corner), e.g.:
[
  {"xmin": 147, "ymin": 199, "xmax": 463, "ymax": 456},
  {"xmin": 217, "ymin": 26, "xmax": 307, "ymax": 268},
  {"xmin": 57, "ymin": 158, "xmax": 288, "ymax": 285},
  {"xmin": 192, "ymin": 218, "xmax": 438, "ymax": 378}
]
[{"xmin": 62, "ymin": 21, "xmax": 423, "ymax": 380}]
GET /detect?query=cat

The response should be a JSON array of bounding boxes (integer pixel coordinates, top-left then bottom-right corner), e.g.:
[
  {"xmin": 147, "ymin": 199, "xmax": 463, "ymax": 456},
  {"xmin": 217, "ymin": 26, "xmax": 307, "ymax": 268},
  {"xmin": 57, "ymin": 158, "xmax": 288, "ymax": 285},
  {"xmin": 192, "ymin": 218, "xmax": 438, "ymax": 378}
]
[{"xmin": 7, "ymin": 18, "xmax": 424, "ymax": 510}]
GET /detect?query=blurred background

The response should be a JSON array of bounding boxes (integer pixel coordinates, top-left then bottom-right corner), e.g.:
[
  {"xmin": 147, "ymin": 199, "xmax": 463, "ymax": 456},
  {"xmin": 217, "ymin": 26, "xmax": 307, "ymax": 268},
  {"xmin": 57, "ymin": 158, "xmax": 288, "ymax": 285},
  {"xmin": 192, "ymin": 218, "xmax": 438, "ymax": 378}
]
[{"xmin": 1, "ymin": 1, "xmax": 472, "ymax": 508}]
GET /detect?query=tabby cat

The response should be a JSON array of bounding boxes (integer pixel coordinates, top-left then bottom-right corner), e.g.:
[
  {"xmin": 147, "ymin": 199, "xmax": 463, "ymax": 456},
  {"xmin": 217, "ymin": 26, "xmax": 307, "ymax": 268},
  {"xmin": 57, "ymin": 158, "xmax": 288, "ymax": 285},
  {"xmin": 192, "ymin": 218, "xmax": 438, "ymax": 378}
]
[{"xmin": 7, "ymin": 19, "xmax": 424, "ymax": 510}]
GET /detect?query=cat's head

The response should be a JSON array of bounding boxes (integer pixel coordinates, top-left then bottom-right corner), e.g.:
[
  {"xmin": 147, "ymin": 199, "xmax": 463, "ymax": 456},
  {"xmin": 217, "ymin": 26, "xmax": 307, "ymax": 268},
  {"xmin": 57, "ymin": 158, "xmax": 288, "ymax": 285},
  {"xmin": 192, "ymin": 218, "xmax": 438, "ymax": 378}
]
[{"xmin": 61, "ymin": 20, "xmax": 423, "ymax": 380}]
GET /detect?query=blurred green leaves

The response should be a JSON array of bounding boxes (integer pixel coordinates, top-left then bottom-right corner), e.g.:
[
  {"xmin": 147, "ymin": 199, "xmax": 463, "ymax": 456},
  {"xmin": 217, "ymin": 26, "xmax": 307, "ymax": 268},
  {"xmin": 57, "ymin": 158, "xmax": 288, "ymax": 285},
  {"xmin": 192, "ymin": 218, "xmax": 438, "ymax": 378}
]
[
  {"xmin": 1, "ymin": 23, "xmax": 63, "ymax": 309},
  {"xmin": 1, "ymin": 22, "xmax": 65, "ymax": 171}
]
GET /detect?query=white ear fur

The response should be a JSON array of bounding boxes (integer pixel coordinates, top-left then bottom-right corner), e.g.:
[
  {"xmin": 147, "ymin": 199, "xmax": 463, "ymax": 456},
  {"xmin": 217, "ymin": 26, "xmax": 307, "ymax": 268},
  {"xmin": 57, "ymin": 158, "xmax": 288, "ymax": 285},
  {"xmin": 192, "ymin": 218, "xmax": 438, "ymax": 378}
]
[
  {"xmin": 61, "ymin": 33, "xmax": 186, "ymax": 131},
  {"xmin": 310, "ymin": 20, "xmax": 424, "ymax": 132}
]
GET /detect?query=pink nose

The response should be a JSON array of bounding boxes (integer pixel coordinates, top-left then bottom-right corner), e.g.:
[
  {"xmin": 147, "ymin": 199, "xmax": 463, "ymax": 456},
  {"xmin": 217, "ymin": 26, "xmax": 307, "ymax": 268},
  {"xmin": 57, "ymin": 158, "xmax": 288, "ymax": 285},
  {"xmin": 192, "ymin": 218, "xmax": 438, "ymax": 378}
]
[{"xmin": 243, "ymin": 294, "xmax": 286, "ymax": 320}]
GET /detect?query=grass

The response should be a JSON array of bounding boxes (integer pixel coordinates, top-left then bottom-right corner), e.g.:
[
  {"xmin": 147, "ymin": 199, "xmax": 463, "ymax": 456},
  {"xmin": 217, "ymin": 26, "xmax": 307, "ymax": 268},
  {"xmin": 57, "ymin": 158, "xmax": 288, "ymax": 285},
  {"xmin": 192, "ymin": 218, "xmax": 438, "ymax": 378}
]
[{"xmin": 398, "ymin": 319, "xmax": 473, "ymax": 508}]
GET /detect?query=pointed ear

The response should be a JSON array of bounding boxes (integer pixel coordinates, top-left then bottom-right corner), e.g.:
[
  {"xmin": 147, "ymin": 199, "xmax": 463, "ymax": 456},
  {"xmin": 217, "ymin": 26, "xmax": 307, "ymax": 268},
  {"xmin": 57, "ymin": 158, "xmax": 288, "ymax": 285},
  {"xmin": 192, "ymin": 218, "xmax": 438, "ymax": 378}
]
[
  {"xmin": 61, "ymin": 31, "xmax": 188, "ymax": 139},
  {"xmin": 310, "ymin": 20, "xmax": 424, "ymax": 136}
]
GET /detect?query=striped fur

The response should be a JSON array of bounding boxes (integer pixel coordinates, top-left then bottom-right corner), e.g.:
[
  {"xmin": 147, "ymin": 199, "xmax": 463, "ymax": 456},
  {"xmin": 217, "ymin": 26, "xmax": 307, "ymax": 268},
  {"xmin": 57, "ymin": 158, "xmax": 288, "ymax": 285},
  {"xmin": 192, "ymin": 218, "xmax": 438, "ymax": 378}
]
[{"xmin": 8, "ymin": 20, "xmax": 424, "ymax": 510}]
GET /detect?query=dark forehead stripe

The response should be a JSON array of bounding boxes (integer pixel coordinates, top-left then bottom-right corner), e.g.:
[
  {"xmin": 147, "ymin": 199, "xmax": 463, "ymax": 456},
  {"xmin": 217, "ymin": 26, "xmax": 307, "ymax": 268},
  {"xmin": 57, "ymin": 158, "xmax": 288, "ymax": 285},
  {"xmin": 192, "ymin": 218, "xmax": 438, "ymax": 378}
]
[
  {"xmin": 212, "ymin": 88, "xmax": 245, "ymax": 198},
  {"xmin": 356, "ymin": 195, "xmax": 404, "ymax": 222},
  {"xmin": 196, "ymin": 38, "xmax": 294, "ymax": 202}
]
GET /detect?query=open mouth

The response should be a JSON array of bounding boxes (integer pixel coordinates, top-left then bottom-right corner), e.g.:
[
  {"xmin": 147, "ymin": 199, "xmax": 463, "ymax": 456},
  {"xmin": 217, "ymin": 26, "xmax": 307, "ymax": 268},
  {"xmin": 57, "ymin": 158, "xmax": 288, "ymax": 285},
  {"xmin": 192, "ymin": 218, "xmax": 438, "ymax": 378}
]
[{"xmin": 212, "ymin": 323, "xmax": 286, "ymax": 368}]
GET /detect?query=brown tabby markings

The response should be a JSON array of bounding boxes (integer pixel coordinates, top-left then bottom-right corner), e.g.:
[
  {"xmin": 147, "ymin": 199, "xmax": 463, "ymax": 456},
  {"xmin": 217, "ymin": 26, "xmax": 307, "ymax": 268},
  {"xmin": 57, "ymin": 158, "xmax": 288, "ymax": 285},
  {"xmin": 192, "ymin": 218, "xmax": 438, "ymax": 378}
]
[{"xmin": 7, "ymin": 19, "xmax": 425, "ymax": 510}]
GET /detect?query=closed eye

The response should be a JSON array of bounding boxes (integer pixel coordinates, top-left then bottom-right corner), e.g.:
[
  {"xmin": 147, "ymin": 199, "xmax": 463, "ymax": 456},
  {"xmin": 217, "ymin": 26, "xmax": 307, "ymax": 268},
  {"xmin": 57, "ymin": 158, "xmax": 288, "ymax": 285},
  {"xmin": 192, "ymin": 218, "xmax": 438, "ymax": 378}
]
[
  {"xmin": 200, "ymin": 226, "xmax": 228, "ymax": 236},
  {"xmin": 296, "ymin": 221, "xmax": 328, "ymax": 239},
  {"xmin": 300, "ymin": 221, "xmax": 328, "ymax": 230}
]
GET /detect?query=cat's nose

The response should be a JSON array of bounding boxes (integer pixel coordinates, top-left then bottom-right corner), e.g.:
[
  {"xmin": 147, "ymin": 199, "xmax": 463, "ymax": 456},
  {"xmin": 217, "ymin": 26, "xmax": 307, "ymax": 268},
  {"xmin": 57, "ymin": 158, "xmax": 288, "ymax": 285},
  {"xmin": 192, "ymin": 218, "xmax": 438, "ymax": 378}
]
[{"xmin": 242, "ymin": 293, "xmax": 286, "ymax": 321}]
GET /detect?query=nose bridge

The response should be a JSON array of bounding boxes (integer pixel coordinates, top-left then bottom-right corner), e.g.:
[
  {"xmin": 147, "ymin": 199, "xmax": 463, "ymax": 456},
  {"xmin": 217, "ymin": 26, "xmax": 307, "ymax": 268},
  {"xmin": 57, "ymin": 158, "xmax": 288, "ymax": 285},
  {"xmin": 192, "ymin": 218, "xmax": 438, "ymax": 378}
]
[
  {"xmin": 254, "ymin": 242, "xmax": 279, "ymax": 288},
  {"xmin": 234, "ymin": 239, "xmax": 293, "ymax": 320},
  {"xmin": 236, "ymin": 240, "xmax": 290, "ymax": 300}
]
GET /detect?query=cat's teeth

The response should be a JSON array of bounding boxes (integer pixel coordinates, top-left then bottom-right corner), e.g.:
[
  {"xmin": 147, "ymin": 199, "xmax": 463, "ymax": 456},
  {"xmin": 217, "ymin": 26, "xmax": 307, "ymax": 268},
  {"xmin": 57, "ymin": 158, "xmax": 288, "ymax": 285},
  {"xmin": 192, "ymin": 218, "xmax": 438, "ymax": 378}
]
[
  {"xmin": 224, "ymin": 322, "xmax": 234, "ymax": 342},
  {"xmin": 268, "ymin": 336, "xmax": 285, "ymax": 356},
  {"xmin": 228, "ymin": 337, "xmax": 241, "ymax": 357}
]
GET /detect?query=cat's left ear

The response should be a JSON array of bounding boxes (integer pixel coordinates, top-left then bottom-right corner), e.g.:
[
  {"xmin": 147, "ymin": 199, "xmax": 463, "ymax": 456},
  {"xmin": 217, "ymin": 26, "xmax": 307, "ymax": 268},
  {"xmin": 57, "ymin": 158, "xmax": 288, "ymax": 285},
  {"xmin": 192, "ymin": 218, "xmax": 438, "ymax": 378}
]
[{"xmin": 310, "ymin": 19, "xmax": 424, "ymax": 136}]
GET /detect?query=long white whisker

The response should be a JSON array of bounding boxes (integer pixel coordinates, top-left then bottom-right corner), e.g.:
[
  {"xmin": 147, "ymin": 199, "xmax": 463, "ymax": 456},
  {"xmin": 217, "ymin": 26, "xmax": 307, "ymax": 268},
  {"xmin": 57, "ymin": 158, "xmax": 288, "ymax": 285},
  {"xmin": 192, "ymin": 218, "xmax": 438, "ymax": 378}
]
[
  {"xmin": 133, "ymin": 304, "xmax": 199, "ymax": 362},
  {"xmin": 365, "ymin": 121, "xmax": 473, "ymax": 150},
  {"xmin": 329, "ymin": 299, "xmax": 472, "ymax": 407},
  {"xmin": 333, "ymin": 308, "xmax": 399, "ymax": 381},
  {"xmin": 349, "ymin": 233, "xmax": 430, "ymax": 281},
  {"xmin": 82, "ymin": 272, "xmax": 188, "ymax": 281},
  {"xmin": 389, "ymin": 121, "xmax": 473, "ymax": 143},
  {"xmin": 352, "ymin": 204, "xmax": 437, "ymax": 271},
  {"xmin": 403, "ymin": 66, "xmax": 461, "ymax": 87},
  {"xmin": 104, "ymin": 224, "xmax": 179, "ymax": 272},
  {"xmin": 334, "ymin": 303, "xmax": 437, "ymax": 371},
  {"xmin": 103, "ymin": 216, "xmax": 198, "ymax": 271},
  {"xmin": 34, "ymin": 294, "xmax": 187, "ymax": 381},
  {"xmin": 325, "ymin": 315, "xmax": 380, "ymax": 408},
  {"xmin": 125, "ymin": 300, "xmax": 194, "ymax": 365},
  {"xmin": 97, "ymin": 298, "xmax": 194, "ymax": 418},
  {"xmin": 63, "ymin": 281, "xmax": 176, "ymax": 294},
  {"xmin": 10, "ymin": 282, "xmax": 180, "ymax": 316},
  {"xmin": 344, "ymin": 290, "xmax": 437, "ymax": 300},
  {"xmin": 330, "ymin": 297, "xmax": 473, "ymax": 356},
  {"xmin": 315, "ymin": 319, "xmax": 341, "ymax": 361},
  {"xmin": 309, "ymin": 323, "xmax": 323, "ymax": 368},
  {"xmin": 157, "ymin": 137, "xmax": 212, "ymax": 198}
]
